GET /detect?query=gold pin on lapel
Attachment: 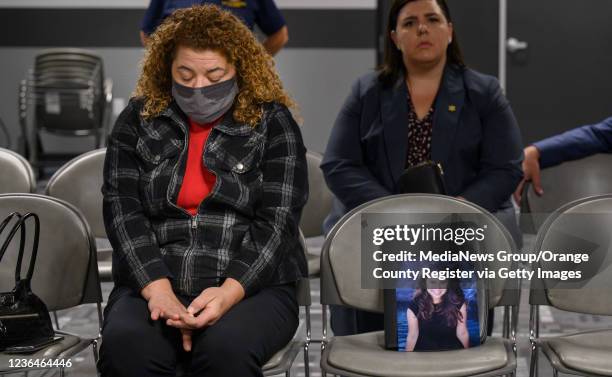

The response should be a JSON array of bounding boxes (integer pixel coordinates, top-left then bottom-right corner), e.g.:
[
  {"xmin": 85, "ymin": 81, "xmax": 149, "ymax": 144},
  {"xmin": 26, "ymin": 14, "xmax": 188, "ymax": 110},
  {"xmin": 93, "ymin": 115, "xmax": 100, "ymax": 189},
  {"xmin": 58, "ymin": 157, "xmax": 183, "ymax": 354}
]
[
  {"xmin": 222, "ymin": 0, "xmax": 247, "ymax": 8},
  {"xmin": 448, "ymin": 105, "xmax": 457, "ymax": 112}
]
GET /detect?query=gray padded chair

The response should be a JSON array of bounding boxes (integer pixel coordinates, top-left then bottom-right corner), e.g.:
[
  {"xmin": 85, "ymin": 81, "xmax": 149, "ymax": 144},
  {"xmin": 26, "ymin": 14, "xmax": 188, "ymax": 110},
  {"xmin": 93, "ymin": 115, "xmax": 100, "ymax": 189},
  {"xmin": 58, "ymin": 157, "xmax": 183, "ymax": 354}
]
[
  {"xmin": 300, "ymin": 151, "xmax": 333, "ymax": 276},
  {"xmin": 0, "ymin": 147, "xmax": 36, "ymax": 194},
  {"xmin": 263, "ymin": 276, "xmax": 312, "ymax": 377},
  {"xmin": 262, "ymin": 230, "xmax": 311, "ymax": 376},
  {"xmin": 529, "ymin": 194, "xmax": 612, "ymax": 377},
  {"xmin": 0, "ymin": 194, "xmax": 103, "ymax": 376},
  {"xmin": 522, "ymin": 154, "xmax": 612, "ymax": 233},
  {"xmin": 300, "ymin": 151, "xmax": 333, "ymax": 238},
  {"xmin": 45, "ymin": 148, "xmax": 113, "ymax": 281},
  {"xmin": 320, "ymin": 194, "xmax": 520, "ymax": 377}
]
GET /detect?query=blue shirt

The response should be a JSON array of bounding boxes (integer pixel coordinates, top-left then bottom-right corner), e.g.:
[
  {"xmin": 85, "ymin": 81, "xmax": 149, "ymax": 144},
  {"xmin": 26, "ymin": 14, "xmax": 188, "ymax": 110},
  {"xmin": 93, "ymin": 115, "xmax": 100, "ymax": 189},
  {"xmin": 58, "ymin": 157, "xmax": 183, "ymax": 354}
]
[
  {"xmin": 141, "ymin": 0, "xmax": 285, "ymax": 36},
  {"xmin": 533, "ymin": 117, "xmax": 612, "ymax": 168}
]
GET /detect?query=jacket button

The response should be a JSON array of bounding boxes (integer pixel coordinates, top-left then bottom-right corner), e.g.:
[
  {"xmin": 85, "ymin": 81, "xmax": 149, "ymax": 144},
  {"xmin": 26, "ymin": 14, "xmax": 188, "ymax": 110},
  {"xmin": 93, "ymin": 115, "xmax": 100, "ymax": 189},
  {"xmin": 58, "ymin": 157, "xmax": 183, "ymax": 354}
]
[{"xmin": 235, "ymin": 162, "xmax": 245, "ymax": 173}]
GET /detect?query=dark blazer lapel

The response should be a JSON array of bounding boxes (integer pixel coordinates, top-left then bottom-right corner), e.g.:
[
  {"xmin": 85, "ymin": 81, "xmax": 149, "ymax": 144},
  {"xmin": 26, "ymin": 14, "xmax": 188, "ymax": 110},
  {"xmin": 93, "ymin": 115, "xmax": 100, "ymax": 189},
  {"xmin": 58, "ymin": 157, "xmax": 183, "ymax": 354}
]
[
  {"xmin": 381, "ymin": 77, "xmax": 410, "ymax": 185},
  {"xmin": 431, "ymin": 65, "xmax": 465, "ymax": 167}
]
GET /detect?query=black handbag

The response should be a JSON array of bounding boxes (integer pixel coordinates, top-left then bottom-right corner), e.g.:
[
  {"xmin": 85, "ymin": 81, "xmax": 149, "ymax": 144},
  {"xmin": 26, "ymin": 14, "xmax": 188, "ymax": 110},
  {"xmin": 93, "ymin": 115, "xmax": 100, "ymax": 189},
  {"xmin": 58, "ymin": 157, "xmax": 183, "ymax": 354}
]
[
  {"xmin": 398, "ymin": 161, "xmax": 446, "ymax": 195},
  {"xmin": 0, "ymin": 212, "xmax": 55, "ymax": 352}
]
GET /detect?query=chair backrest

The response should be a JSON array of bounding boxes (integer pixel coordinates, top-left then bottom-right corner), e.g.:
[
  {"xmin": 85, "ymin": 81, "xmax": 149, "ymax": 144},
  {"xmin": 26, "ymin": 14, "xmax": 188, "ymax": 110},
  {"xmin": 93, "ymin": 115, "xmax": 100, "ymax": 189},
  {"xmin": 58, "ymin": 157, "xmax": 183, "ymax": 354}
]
[
  {"xmin": 29, "ymin": 48, "xmax": 105, "ymax": 134},
  {"xmin": 525, "ymin": 154, "xmax": 612, "ymax": 230},
  {"xmin": 0, "ymin": 194, "xmax": 102, "ymax": 311},
  {"xmin": 529, "ymin": 194, "xmax": 612, "ymax": 315},
  {"xmin": 45, "ymin": 148, "xmax": 106, "ymax": 238},
  {"xmin": 0, "ymin": 148, "xmax": 36, "ymax": 193},
  {"xmin": 300, "ymin": 151, "xmax": 334, "ymax": 238},
  {"xmin": 320, "ymin": 194, "xmax": 518, "ymax": 312}
]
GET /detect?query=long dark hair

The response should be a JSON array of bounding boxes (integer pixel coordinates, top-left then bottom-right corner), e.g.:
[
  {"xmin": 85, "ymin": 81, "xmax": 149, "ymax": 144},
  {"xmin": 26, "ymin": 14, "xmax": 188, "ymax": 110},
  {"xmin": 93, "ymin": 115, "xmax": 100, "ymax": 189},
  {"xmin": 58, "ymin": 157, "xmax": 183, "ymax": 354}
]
[
  {"xmin": 378, "ymin": 0, "xmax": 465, "ymax": 87},
  {"xmin": 412, "ymin": 278, "xmax": 465, "ymax": 328}
]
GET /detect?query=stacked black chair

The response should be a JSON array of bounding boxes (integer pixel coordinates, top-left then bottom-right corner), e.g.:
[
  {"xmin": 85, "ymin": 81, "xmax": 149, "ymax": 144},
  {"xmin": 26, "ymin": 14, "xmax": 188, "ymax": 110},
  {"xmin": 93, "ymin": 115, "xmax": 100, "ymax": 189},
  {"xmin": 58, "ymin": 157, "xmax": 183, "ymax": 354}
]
[{"xmin": 19, "ymin": 48, "xmax": 112, "ymax": 176}]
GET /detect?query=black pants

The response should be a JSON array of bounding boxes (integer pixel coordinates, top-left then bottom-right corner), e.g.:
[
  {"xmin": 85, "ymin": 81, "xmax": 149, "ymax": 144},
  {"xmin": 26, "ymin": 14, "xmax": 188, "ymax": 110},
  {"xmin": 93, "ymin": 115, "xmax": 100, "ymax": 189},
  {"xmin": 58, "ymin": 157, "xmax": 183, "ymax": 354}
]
[{"xmin": 99, "ymin": 284, "xmax": 298, "ymax": 377}]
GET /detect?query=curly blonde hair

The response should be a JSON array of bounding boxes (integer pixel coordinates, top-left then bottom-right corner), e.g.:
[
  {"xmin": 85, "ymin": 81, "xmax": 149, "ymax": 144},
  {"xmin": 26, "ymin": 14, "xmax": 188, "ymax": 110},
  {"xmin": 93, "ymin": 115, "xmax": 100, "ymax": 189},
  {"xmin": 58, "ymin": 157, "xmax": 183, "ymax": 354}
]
[{"xmin": 135, "ymin": 4, "xmax": 294, "ymax": 126}]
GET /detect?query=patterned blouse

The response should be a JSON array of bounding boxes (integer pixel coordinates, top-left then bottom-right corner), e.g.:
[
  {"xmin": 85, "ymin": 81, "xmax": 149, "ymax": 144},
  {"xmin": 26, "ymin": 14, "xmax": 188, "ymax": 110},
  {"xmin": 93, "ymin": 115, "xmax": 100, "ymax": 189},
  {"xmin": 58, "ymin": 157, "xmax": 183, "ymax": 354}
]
[{"xmin": 406, "ymin": 96, "xmax": 434, "ymax": 167}]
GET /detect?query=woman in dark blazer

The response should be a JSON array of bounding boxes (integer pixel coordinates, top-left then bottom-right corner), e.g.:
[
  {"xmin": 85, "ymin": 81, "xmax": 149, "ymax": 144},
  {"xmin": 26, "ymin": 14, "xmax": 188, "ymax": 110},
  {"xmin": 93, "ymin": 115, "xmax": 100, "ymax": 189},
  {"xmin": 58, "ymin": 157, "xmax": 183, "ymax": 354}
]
[{"xmin": 321, "ymin": 0, "xmax": 523, "ymax": 336}]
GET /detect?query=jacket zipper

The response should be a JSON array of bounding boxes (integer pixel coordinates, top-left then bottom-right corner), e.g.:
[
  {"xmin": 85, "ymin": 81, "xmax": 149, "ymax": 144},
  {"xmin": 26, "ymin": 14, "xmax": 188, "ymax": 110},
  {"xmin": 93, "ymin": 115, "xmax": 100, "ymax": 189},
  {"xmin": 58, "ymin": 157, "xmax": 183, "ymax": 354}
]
[
  {"xmin": 166, "ymin": 114, "xmax": 220, "ymax": 294},
  {"xmin": 166, "ymin": 115, "xmax": 198, "ymax": 294}
]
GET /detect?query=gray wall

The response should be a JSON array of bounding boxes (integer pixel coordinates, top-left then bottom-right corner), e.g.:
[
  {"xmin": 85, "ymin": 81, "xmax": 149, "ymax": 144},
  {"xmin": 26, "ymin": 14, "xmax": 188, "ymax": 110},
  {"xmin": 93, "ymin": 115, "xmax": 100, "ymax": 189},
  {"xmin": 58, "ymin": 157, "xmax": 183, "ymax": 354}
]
[{"xmin": 277, "ymin": 49, "xmax": 376, "ymax": 152}]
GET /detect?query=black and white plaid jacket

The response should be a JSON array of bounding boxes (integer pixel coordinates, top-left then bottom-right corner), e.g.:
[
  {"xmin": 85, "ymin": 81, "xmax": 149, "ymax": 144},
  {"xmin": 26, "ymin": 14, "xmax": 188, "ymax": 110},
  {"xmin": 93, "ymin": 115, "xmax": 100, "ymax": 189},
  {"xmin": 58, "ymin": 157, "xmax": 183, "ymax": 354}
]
[{"xmin": 102, "ymin": 98, "xmax": 308, "ymax": 297}]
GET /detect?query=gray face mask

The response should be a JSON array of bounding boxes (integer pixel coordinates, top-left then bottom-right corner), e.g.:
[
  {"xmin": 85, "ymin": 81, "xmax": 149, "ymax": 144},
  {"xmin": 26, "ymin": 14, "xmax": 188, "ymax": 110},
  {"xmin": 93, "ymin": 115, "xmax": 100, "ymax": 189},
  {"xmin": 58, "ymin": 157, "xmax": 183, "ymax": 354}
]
[{"xmin": 172, "ymin": 77, "xmax": 239, "ymax": 124}]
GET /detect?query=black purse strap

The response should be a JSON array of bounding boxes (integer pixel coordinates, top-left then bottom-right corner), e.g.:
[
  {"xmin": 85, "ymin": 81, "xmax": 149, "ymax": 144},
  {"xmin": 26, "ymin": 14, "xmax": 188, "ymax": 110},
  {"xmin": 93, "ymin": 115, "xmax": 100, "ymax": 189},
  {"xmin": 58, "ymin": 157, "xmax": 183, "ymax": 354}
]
[
  {"xmin": 0, "ymin": 212, "xmax": 22, "ymax": 237},
  {"xmin": 0, "ymin": 212, "xmax": 40, "ymax": 284},
  {"xmin": 0, "ymin": 212, "xmax": 25, "ymax": 266}
]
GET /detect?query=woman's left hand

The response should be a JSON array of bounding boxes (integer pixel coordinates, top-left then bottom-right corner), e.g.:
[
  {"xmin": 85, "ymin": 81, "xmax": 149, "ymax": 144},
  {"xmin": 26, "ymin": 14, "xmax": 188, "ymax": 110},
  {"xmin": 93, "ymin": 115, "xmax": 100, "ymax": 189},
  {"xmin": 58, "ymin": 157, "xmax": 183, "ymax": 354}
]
[{"xmin": 166, "ymin": 278, "xmax": 245, "ymax": 330}]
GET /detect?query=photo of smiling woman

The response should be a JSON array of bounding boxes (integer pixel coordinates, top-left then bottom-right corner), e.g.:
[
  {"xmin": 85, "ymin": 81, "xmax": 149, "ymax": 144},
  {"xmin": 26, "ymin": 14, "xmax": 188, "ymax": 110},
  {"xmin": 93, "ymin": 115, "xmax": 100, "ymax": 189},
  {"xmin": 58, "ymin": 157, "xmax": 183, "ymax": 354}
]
[{"xmin": 404, "ymin": 277, "xmax": 469, "ymax": 351}]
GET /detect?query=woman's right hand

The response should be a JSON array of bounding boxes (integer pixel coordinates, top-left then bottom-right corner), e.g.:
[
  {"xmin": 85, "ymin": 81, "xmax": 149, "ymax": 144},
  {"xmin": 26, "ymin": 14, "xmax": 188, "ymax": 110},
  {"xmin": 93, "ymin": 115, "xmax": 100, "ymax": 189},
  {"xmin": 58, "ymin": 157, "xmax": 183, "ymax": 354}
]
[
  {"xmin": 141, "ymin": 278, "xmax": 188, "ymax": 321},
  {"xmin": 513, "ymin": 145, "xmax": 543, "ymax": 203}
]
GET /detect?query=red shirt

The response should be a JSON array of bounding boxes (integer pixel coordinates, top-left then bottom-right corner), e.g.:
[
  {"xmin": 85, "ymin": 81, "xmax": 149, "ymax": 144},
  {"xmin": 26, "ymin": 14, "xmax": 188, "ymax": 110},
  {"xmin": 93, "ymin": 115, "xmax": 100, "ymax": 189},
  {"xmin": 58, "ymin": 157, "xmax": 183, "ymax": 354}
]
[{"xmin": 177, "ymin": 118, "xmax": 218, "ymax": 216}]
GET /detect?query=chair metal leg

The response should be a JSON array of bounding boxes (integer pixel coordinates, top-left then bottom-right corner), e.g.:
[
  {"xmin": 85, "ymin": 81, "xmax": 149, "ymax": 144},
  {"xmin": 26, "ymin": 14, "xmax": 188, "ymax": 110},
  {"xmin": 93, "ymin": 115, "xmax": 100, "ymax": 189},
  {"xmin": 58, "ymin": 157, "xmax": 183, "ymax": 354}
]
[
  {"xmin": 302, "ymin": 304, "xmax": 311, "ymax": 377},
  {"xmin": 529, "ymin": 342, "xmax": 539, "ymax": 377},
  {"xmin": 321, "ymin": 305, "xmax": 328, "ymax": 352},
  {"xmin": 321, "ymin": 305, "xmax": 327, "ymax": 377},
  {"xmin": 53, "ymin": 311, "xmax": 60, "ymax": 329},
  {"xmin": 529, "ymin": 305, "xmax": 540, "ymax": 377},
  {"xmin": 305, "ymin": 306, "xmax": 312, "ymax": 345},
  {"xmin": 93, "ymin": 339, "xmax": 100, "ymax": 366},
  {"xmin": 303, "ymin": 342, "xmax": 310, "ymax": 377},
  {"xmin": 502, "ymin": 306, "xmax": 510, "ymax": 338}
]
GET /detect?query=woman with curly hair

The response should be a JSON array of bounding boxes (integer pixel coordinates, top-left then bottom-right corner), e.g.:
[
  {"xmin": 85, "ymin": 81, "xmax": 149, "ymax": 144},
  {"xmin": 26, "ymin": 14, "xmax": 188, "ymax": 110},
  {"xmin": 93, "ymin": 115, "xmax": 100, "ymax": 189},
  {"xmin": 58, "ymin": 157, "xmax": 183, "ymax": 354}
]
[
  {"xmin": 99, "ymin": 5, "xmax": 308, "ymax": 376},
  {"xmin": 405, "ymin": 277, "xmax": 469, "ymax": 351}
]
